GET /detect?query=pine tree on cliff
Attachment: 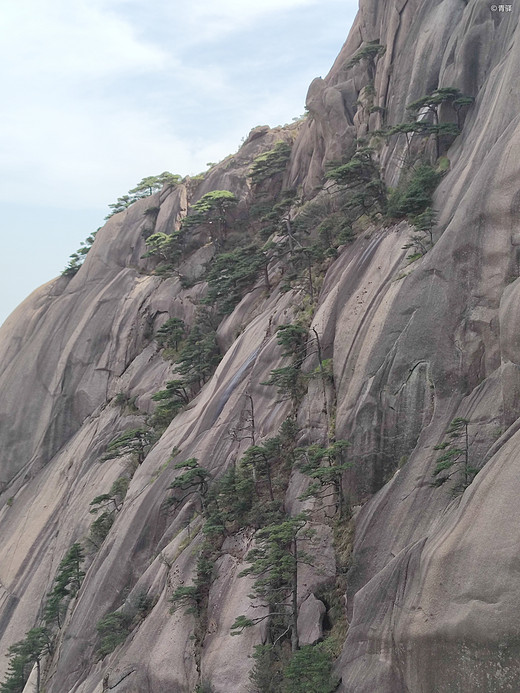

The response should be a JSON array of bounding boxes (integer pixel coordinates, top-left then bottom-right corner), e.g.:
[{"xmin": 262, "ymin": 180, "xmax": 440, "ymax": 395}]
[
  {"xmin": 182, "ymin": 189, "xmax": 238, "ymax": 243},
  {"xmin": 347, "ymin": 41, "xmax": 386, "ymax": 81},
  {"xmin": 231, "ymin": 514, "xmax": 313, "ymax": 653},
  {"xmin": 432, "ymin": 418, "xmax": 478, "ymax": 493},
  {"xmin": 44, "ymin": 542, "xmax": 85, "ymax": 628},
  {"xmin": 0, "ymin": 628, "xmax": 52, "ymax": 693}
]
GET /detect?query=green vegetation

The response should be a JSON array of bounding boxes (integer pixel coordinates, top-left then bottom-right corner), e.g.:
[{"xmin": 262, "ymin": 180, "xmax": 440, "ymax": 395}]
[
  {"xmin": 170, "ymin": 551, "xmax": 215, "ymax": 619},
  {"xmin": 0, "ymin": 628, "xmax": 52, "ymax": 693},
  {"xmin": 163, "ymin": 458, "xmax": 211, "ymax": 512},
  {"xmin": 326, "ymin": 147, "xmax": 383, "ymax": 195},
  {"xmin": 155, "ymin": 317, "xmax": 187, "ymax": 351},
  {"xmin": 113, "ymin": 391, "xmax": 138, "ymax": 412},
  {"xmin": 96, "ymin": 611, "xmax": 132, "ymax": 657},
  {"xmin": 249, "ymin": 141, "xmax": 292, "ymax": 185},
  {"xmin": 96, "ymin": 591, "xmax": 155, "ymax": 658},
  {"xmin": 162, "ymin": 418, "xmax": 300, "ymax": 661},
  {"xmin": 203, "ymin": 244, "xmax": 267, "ymax": 315},
  {"xmin": 102, "ymin": 428, "xmax": 153, "ymax": 465},
  {"xmin": 142, "ymin": 190, "xmax": 239, "ymax": 277},
  {"xmin": 383, "ymin": 87, "xmax": 473, "ymax": 159},
  {"xmin": 347, "ymin": 41, "xmax": 386, "ymax": 70},
  {"xmin": 407, "ymin": 87, "xmax": 467, "ymax": 124},
  {"xmin": 262, "ymin": 323, "xmax": 309, "ymax": 405},
  {"xmin": 325, "ymin": 147, "xmax": 386, "ymax": 227},
  {"xmin": 182, "ymin": 190, "xmax": 238, "ymax": 243},
  {"xmin": 150, "ymin": 380, "xmax": 190, "ymax": 427},
  {"xmin": 141, "ymin": 229, "xmax": 186, "ymax": 275},
  {"xmin": 386, "ymin": 162, "xmax": 443, "ymax": 264},
  {"xmin": 43, "ymin": 543, "xmax": 85, "ymax": 628},
  {"xmin": 262, "ymin": 364, "xmax": 306, "ymax": 404},
  {"xmin": 150, "ymin": 311, "xmax": 221, "ymax": 430},
  {"xmin": 89, "ymin": 476, "xmax": 129, "ymax": 515},
  {"xmin": 249, "ymin": 645, "xmax": 288, "ymax": 693},
  {"xmin": 88, "ymin": 476, "xmax": 129, "ymax": 549},
  {"xmin": 241, "ymin": 437, "xmax": 289, "ymax": 505},
  {"xmin": 249, "ymin": 639, "xmax": 337, "ymax": 693},
  {"xmin": 203, "ymin": 436, "xmax": 290, "ymax": 537},
  {"xmin": 432, "ymin": 418, "xmax": 478, "ymax": 493},
  {"xmin": 88, "ymin": 512, "xmax": 115, "ymax": 549},
  {"xmin": 282, "ymin": 643, "xmax": 338, "ymax": 693},
  {"xmin": 1, "ymin": 544, "xmax": 86, "ymax": 692},
  {"xmin": 62, "ymin": 230, "xmax": 98, "ymax": 277},
  {"xmin": 105, "ymin": 172, "xmax": 181, "ymax": 219},
  {"xmin": 231, "ymin": 514, "xmax": 313, "ymax": 652},
  {"xmin": 175, "ymin": 319, "xmax": 221, "ymax": 389},
  {"xmin": 275, "ymin": 323, "xmax": 308, "ymax": 358},
  {"xmin": 296, "ymin": 441, "xmax": 351, "ymax": 518},
  {"xmin": 386, "ymin": 163, "xmax": 441, "ymax": 220},
  {"xmin": 402, "ymin": 207, "xmax": 437, "ymax": 259},
  {"xmin": 156, "ymin": 343, "xmax": 348, "ymax": 693}
]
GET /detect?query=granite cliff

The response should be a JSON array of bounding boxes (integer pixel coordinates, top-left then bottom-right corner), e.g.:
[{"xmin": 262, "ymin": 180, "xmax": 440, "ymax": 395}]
[{"xmin": 1, "ymin": 1, "xmax": 520, "ymax": 691}]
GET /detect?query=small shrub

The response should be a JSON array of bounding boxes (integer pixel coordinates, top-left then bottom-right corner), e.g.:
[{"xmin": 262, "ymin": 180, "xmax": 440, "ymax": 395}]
[
  {"xmin": 250, "ymin": 644, "xmax": 287, "ymax": 693},
  {"xmin": 62, "ymin": 231, "xmax": 98, "ymax": 277},
  {"xmin": 282, "ymin": 643, "xmax": 338, "ymax": 693},
  {"xmin": 386, "ymin": 163, "xmax": 441, "ymax": 219},
  {"xmin": 113, "ymin": 392, "xmax": 139, "ymax": 413},
  {"xmin": 96, "ymin": 612, "xmax": 132, "ymax": 657},
  {"xmin": 88, "ymin": 512, "xmax": 115, "ymax": 548},
  {"xmin": 203, "ymin": 244, "xmax": 266, "ymax": 315}
]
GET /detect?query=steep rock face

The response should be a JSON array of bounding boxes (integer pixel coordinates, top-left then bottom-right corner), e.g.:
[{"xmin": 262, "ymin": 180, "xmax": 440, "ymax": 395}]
[{"xmin": 1, "ymin": 1, "xmax": 520, "ymax": 692}]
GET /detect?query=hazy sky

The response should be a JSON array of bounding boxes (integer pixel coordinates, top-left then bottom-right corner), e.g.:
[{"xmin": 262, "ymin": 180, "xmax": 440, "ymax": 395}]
[{"xmin": 0, "ymin": 0, "xmax": 358, "ymax": 327}]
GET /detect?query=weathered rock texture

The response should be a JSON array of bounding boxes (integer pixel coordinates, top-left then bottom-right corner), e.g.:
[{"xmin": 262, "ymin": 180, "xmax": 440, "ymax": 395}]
[{"xmin": 1, "ymin": 0, "xmax": 520, "ymax": 691}]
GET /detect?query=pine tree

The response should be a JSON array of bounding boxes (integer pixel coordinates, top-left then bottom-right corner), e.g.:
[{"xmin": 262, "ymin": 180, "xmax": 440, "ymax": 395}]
[
  {"xmin": 182, "ymin": 190, "xmax": 238, "ymax": 242},
  {"xmin": 0, "ymin": 628, "xmax": 52, "ymax": 693},
  {"xmin": 163, "ymin": 459, "xmax": 211, "ymax": 512},
  {"xmin": 176, "ymin": 323, "xmax": 221, "ymax": 389},
  {"xmin": 43, "ymin": 543, "xmax": 85, "ymax": 630},
  {"xmin": 241, "ymin": 438, "xmax": 283, "ymax": 503},
  {"xmin": 249, "ymin": 141, "xmax": 292, "ymax": 185},
  {"xmin": 231, "ymin": 514, "xmax": 313, "ymax": 652},
  {"xmin": 150, "ymin": 380, "xmax": 190, "ymax": 428},
  {"xmin": 89, "ymin": 477, "xmax": 129, "ymax": 515},
  {"xmin": 282, "ymin": 644, "xmax": 338, "ymax": 693},
  {"xmin": 155, "ymin": 317, "xmax": 186, "ymax": 351},
  {"xmin": 432, "ymin": 418, "xmax": 478, "ymax": 492},
  {"xmin": 296, "ymin": 441, "xmax": 351, "ymax": 518},
  {"xmin": 102, "ymin": 428, "xmax": 153, "ymax": 465},
  {"xmin": 347, "ymin": 41, "xmax": 386, "ymax": 79}
]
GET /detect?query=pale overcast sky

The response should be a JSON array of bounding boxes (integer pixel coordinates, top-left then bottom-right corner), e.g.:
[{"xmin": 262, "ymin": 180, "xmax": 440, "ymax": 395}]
[{"xmin": 0, "ymin": 0, "xmax": 358, "ymax": 327}]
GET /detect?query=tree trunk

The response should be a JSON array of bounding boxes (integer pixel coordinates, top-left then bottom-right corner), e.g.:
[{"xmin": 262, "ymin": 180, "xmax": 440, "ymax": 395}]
[
  {"xmin": 36, "ymin": 659, "xmax": 41, "ymax": 693},
  {"xmin": 284, "ymin": 217, "xmax": 294, "ymax": 253},
  {"xmin": 307, "ymin": 255, "xmax": 314, "ymax": 303},
  {"xmin": 246, "ymin": 394, "xmax": 256, "ymax": 445},
  {"xmin": 265, "ymin": 460, "xmax": 275, "ymax": 501},
  {"xmin": 263, "ymin": 259, "xmax": 270, "ymax": 289},
  {"xmin": 464, "ymin": 421, "xmax": 469, "ymax": 488},
  {"xmin": 291, "ymin": 538, "xmax": 299, "ymax": 652},
  {"xmin": 312, "ymin": 328, "xmax": 332, "ymax": 443}
]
